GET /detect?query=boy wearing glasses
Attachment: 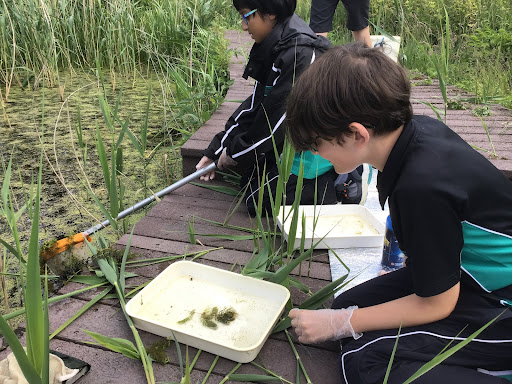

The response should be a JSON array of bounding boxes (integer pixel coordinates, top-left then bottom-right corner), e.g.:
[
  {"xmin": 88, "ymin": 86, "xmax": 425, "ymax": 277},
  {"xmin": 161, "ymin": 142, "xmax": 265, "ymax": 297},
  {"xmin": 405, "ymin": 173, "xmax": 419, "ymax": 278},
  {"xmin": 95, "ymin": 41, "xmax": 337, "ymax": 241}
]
[
  {"xmin": 195, "ymin": 0, "xmax": 364, "ymax": 216},
  {"xmin": 287, "ymin": 43, "xmax": 512, "ymax": 383}
]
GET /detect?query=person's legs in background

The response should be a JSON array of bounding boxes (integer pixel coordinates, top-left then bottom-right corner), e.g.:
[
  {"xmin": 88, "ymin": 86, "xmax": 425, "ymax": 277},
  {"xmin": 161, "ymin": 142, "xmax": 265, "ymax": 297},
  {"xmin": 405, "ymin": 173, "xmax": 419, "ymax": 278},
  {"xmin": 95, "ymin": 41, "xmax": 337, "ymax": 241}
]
[
  {"xmin": 351, "ymin": 25, "xmax": 371, "ymax": 47},
  {"xmin": 309, "ymin": 0, "xmax": 339, "ymax": 38},
  {"xmin": 309, "ymin": 0, "xmax": 371, "ymax": 47}
]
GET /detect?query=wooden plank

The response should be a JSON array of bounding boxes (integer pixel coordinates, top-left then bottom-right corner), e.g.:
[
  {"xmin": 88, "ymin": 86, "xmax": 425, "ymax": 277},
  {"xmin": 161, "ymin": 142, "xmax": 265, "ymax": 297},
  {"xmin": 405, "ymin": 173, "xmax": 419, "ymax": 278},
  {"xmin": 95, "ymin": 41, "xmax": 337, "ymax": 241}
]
[
  {"xmin": 116, "ymin": 235, "xmax": 332, "ymax": 278},
  {"xmin": 42, "ymin": 30, "xmax": 346, "ymax": 384},
  {"xmin": 132, "ymin": 215, "xmax": 255, "ymax": 253},
  {"xmin": 46, "ymin": 294, "xmax": 340, "ymax": 383},
  {"xmin": 163, "ymin": 182, "xmax": 241, "ymax": 202}
]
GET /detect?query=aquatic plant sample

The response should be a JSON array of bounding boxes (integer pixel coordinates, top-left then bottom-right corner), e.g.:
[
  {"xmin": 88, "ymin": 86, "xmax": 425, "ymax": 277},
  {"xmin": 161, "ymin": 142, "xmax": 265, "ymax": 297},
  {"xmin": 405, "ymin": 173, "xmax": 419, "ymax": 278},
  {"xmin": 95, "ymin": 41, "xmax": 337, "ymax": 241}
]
[
  {"xmin": 198, "ymin": 306, "xmax": 238, "ymax": 329},
  {"xmin": 146, "ymin": 339, "xmax": 171, "ymax": 364},
  {"xmin": 201, "ymin": 307, "xmax": 219, "ymax": 329},
  {"xmin": 177, "ymin": 310, "xmax": 196, "ymax": 324},
  {"xmin": 216, "ymin": 307, "xmax": 237, "ymax": 325}
]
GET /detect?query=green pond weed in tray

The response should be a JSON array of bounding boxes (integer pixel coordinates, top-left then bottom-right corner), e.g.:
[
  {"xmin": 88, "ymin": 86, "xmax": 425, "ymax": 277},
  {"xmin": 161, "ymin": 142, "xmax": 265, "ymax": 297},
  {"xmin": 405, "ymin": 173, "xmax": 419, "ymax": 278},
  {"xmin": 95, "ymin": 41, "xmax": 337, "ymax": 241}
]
[
  {"xmin": 125, "ymin": 261, "xmax": 290, "ymax": 363},
  {"xmin": 277, "ymin": 205, "xmax": 385, "ymax": 249}
]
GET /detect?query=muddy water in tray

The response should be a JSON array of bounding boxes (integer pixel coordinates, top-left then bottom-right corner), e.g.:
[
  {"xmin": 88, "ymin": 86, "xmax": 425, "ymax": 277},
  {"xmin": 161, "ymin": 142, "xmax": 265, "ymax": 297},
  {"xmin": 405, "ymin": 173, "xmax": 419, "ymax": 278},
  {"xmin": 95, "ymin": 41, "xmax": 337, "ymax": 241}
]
[
  {"xmin": 135, "ymin": 274, "xmax": 281, "ymax": 349},
  {"xmin": 306, "ymin": 214, "xmax": 379, "ymax": 236}
]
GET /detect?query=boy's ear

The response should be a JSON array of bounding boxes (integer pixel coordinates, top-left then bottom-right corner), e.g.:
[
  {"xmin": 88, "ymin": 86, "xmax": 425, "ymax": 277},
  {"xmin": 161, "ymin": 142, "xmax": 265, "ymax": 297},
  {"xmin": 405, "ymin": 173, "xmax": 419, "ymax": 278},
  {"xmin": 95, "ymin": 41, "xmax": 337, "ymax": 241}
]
[{"xmin": 348, "ymin": 122, "xmax": 370, "ymax": 146}]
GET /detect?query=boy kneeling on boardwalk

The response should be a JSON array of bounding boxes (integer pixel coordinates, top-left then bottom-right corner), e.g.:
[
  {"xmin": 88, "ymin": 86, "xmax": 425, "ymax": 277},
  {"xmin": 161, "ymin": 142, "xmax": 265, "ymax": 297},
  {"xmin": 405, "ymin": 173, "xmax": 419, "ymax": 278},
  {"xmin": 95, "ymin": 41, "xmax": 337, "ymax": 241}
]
[
  {"xmin": 288, "ymin": 43, "xmax": 512, "ymax": 383},
  {"xmin": 196, "ymin": 0, "xmax": 371, "ymax": 216}
]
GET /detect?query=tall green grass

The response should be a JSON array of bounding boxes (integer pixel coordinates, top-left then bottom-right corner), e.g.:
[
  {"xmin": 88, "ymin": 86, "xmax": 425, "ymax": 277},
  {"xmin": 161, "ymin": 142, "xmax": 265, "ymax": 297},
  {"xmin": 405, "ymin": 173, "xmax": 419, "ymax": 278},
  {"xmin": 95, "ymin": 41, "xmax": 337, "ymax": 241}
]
[
  {"xmin": 294, "ymin": 0, "xmax": 512, "ymax": 108},
  {"xmin": 0, "ymin": 0, "xmax": 231, "ymax": 99}
]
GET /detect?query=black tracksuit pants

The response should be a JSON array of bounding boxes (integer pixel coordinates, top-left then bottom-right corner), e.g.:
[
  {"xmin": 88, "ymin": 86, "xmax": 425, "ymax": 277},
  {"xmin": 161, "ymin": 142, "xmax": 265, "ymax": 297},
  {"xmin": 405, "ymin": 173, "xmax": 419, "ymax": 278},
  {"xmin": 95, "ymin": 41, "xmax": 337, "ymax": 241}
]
[
  {"xmin": 332, "ymin": 267, "xmax": 512, "ymax": 384},
  {"xmin": 243, "ymin": 166, "xmax": 339, "ymax": 217}
]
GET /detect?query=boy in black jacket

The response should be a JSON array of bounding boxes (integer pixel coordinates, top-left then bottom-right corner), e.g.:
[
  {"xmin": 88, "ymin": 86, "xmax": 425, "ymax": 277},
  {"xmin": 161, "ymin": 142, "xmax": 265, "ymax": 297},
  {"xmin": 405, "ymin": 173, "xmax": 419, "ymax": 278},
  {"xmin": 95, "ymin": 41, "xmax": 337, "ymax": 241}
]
[
  {"xmin": 196, "ymin": 0, "xmax": 344, "ymax": 215},
  {"xmin": 287, "ymin": 43, "xmax": 512, "ymax": 383}
]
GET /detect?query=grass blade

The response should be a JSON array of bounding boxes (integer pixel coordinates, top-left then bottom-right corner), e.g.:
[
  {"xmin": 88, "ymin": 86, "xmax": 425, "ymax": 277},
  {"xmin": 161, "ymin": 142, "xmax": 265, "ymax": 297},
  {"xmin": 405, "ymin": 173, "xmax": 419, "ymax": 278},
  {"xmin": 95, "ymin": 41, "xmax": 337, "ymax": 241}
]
[
  {"xmin": 83, "ymin": 330, "xmax": 140, "ymax": 360},
  {"xmin": 42, "ymin": 269, "xmax": 50, "ymax": 384},
  {"xmin": 171, "ymin": 331, "xmax": 184, "ymax": 377},
  {"xmin": 109, "ymin": 149, "xmax": 119, "ymax": 220},
  {"xmin": 96, "ymin": 258, "xmax": 119, "ymax": 287},
  {"xmin": 0, "ymin": 315, "xmax": 41, "ymax": 383},
  {"xmin": 228, "ymin": 374, "xmax": 283, "ymax": 382},
  {"xmin": 219, "ymin": 363, "xmax": 242, "ymax": 384},
  {"xmin": 403, "ymin": 311, "xmax": 505, "ymax": 383},
  {"xmin": 189, "ymin": 182, "xmax": 240, "ymax": 196},
  {"xmin": 1, "ymin": 157, "xmax": 12, "ymax": 211},
  {"xmin": 0, "ymin": 237, "xmax": 23, "ymax": 265},
  {"xmin": 87, "ymin": 189, "xmax": 118, "ymax": 231},
  {"xmin": 96, "ymin": 124, "xmax": 110, "ymax": 195},
  {"xmin": 382, "ymin": 325, "xmax": 401, "ymax": 384},
  {"xmin": 120, "ymin": 227, "xmax": 135, "ymax": 293},
  {"xmin": 50, "ymin": 287, "xmax": 112, "ymax": 340},
  {"xmin": 25, "ymin": 154, "xmax": 44, "ymax": 374},
  {"xmin": 201, "ymin": 355, "xmax": 219, "ymax": 384},
  {"xmin": 2, "ymin": 283, "xmax": 107, "ymax": 321}
]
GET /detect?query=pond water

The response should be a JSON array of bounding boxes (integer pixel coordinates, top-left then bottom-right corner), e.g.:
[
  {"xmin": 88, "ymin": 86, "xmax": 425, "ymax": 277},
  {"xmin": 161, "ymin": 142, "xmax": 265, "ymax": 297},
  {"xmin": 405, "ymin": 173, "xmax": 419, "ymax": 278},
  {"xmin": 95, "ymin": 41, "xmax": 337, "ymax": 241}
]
[{"xmin": 0, "ymin": 70, "xmax": 206, "ymax": 252}]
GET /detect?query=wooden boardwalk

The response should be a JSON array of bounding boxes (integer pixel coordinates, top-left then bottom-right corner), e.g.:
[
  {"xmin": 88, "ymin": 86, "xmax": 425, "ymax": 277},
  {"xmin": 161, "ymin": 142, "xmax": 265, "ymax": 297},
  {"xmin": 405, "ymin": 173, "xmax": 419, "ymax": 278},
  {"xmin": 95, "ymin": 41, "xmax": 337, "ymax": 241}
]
[
  {"xmin": 182, "ymin": 31, "xmax": 512, "ymax": 179},
  {"xmin": 4, "ymin": 30, "xmax": 511, "ymax": 384}
]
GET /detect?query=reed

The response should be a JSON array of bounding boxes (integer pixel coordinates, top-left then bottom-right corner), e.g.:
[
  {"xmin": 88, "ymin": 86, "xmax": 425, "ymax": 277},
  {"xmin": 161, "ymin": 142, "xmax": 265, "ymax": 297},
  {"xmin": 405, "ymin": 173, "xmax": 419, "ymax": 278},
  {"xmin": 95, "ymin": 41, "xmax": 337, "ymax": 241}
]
[{"xmin": 0, "ymin": 153, "xmax": 50, "ymax": 383}]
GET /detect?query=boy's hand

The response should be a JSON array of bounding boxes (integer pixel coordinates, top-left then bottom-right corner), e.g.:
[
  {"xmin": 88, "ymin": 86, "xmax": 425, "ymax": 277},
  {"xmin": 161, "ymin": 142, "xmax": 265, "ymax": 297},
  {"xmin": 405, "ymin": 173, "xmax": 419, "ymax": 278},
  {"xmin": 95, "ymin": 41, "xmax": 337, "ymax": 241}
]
[
  {"xmin": 217, "ymin": 148, "xmax": 237, "ymax": 170},
  {"xmin": 196, "ymin": 156, "xmax": 216, "ymax": 181},
  {"xmin": 289, "ymin": 307, "xmax": 362, "ymax": 343}
]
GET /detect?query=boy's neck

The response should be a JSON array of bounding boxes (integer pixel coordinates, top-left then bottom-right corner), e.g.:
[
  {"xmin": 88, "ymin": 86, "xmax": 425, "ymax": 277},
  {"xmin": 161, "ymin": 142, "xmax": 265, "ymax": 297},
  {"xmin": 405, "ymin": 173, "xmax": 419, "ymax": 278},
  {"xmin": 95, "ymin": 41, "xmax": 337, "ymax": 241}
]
[{"xmin": 367, "ymin": 125, "xmax": 404, "ymax": 172}]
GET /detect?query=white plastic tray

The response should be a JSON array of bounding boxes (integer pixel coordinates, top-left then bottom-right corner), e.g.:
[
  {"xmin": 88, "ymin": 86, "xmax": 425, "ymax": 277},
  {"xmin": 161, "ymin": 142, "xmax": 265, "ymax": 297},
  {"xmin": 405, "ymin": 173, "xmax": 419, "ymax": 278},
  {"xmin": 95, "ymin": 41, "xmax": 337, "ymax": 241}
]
[
  {"xmin": 126, "ymin": 261, "xmax": 290, "ymax": 363},
  {"xmin": 277, "ymin": 204, "xmax": 385, "ymax": 249}
]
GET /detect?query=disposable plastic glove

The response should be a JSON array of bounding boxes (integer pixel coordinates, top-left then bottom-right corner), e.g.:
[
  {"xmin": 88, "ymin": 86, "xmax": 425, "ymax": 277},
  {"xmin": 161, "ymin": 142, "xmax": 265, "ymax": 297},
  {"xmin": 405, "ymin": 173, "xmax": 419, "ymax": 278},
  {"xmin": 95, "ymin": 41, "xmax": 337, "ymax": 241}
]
[
  {"xmin": 196, "ymin": 156, "xmax": 216, "ymax": 181},
  {"xmin": 289, "ymin": 306, "xmax": 362, "ymax": 344},
  {"xmin": 217, "ymin": 148, "xmax": 237, "ymax": 170}
]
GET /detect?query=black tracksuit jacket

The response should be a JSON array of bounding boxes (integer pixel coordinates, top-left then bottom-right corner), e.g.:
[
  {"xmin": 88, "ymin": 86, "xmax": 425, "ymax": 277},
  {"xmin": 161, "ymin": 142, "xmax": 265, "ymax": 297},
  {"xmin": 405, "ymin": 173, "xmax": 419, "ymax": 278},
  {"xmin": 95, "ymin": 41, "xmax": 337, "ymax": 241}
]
[{"xmin": 203, "ymin": 14, "xmax": 331, "ymax": 170}]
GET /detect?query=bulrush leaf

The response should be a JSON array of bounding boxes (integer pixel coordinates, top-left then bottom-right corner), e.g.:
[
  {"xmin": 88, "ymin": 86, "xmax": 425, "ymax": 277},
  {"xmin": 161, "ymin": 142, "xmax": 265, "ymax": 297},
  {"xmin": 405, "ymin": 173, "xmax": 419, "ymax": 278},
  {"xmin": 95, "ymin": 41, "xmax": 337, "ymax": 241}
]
[
  {"xmin": 190, "ymin": 183, "xmax": 239, "ymax": 196},
  {"xmin": 25, "ymin": 155, "xmax": 44, "ymax": 375},
  {"xmin": 95, "ymin": 123, "xmax": 110, "ymax": 194},
  {"xmin": 0, "ymin": 316, "xmax": 41, "ymax": 383},
  {"xmin": 228, "ymin": 374, "xmax": 282, "ymax": 382},
  {"xmin": 383, "ymin": 325, "xmax": 402, "ymax": 384},
  {"xmin": 83, "ymin": 330, "xmax": 140, "ymax": 360},
  {"xmin": 120, "ymin": 229, "xmax": 135, "ymax": 293},
  {"xmin": 50, "ymin": 287, "xmax": 112, "ymax": 340},
  {"xmin": 402, "ymin": 311, "xmax": 505, "ymax": 384},
  {"xmin": 96, "ymin": 258, "xmax": 119, "ymax": 287}
]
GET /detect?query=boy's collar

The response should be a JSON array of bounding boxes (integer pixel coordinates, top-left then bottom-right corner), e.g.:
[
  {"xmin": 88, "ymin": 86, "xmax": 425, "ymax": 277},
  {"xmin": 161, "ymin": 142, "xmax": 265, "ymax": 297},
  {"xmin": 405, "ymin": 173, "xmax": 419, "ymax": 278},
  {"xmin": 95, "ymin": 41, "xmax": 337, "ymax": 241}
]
[
  {"xmin": 242, "ymin": 19, "xmax": 286, "ymax": 81},
  {"xmin": 377, "ymin": 118, "xmax": 417, "ymax": 208}
]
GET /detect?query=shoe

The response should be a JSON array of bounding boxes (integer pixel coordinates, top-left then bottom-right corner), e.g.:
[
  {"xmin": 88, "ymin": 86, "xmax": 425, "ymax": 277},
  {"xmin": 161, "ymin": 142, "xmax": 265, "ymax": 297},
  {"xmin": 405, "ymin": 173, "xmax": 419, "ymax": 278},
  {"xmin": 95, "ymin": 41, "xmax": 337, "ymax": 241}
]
[{"xmin": 334, "ymin": 164, "xmax": 373, "ymax": 205}]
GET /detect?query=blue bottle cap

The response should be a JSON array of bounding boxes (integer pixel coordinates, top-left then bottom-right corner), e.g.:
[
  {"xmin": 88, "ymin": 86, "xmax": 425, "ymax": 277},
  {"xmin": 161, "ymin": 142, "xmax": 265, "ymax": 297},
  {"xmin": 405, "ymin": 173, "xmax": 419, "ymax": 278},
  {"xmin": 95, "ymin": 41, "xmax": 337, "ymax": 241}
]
[{"xmin": 386, "ymin": 215, "xmax": 393, "ymax": 231}]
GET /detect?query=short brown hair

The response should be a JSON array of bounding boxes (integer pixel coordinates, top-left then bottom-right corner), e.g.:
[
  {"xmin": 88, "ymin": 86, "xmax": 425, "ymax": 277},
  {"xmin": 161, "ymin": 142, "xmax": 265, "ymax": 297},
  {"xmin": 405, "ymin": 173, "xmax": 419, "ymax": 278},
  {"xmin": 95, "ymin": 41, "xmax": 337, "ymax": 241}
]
[{"xmin": 286, "ymin": 42, "xmax": 412, "ymax": 151}]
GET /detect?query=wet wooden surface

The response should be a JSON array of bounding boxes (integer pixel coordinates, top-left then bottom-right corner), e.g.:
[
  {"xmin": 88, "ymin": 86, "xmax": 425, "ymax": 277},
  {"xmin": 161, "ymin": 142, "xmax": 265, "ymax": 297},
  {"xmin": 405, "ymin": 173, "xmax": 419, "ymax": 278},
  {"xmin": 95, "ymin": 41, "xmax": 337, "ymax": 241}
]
[
  {"xmin": 5, "ymin": 30, "xmax": 510, "ymax": 384},
  {"xmin": 34, "ymin": 176, "xmax": 341, "ymax": 383}
]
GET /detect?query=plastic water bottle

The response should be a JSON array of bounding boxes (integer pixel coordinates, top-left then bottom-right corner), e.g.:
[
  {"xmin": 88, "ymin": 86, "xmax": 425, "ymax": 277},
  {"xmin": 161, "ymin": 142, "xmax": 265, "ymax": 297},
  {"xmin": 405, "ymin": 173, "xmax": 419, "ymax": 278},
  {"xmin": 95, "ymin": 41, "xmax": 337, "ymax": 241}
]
[{"xmin": 381, "ymin": 215, "xmax": 404, "ymax": 272}]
